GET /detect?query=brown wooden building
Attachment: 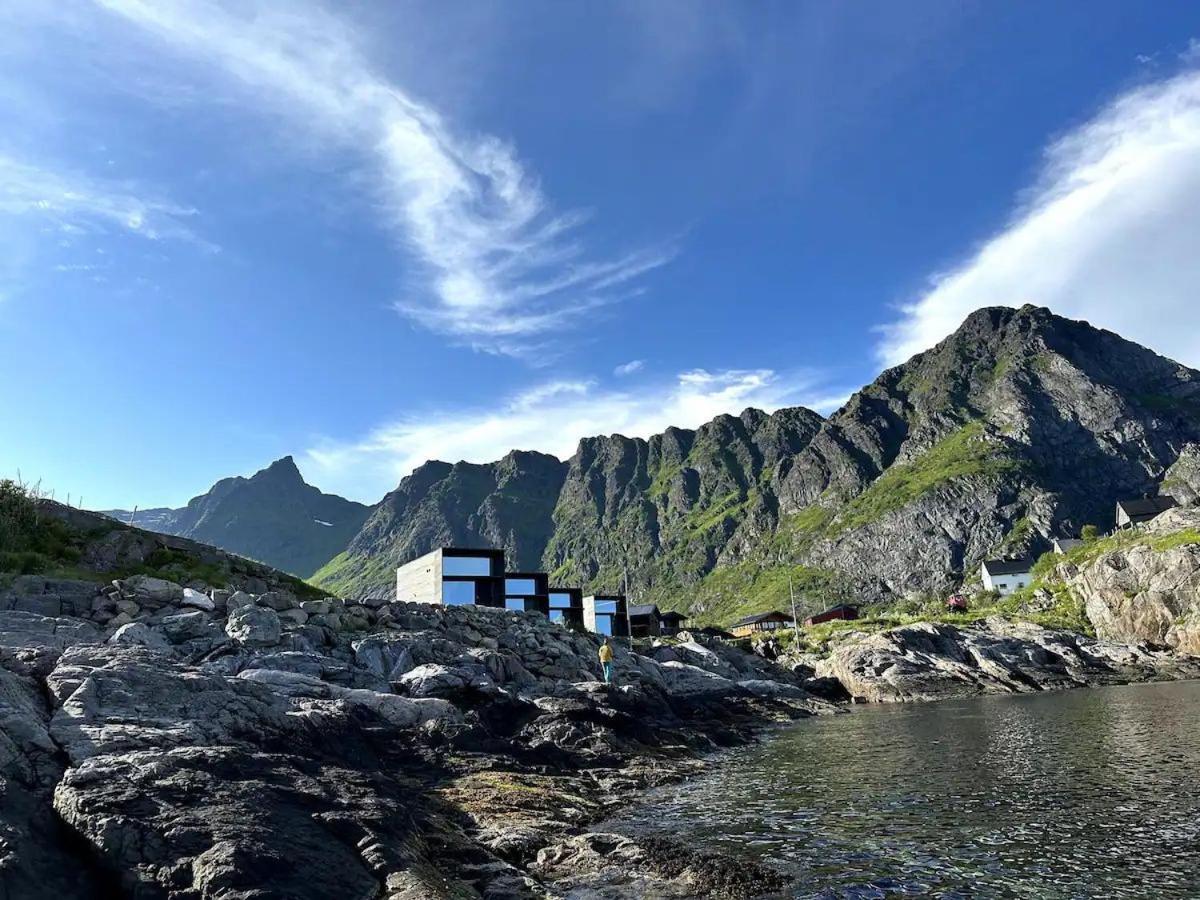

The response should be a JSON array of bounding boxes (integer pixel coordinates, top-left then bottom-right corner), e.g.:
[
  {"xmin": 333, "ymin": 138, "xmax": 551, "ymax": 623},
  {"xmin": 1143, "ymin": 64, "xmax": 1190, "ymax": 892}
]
[
  {"xmin": 729, "ymin": 610, "xmax": 792, "ymax": 638},
  {"xmin": 804, "ymin": 603, "xmax": 860, "ymax": 627}
]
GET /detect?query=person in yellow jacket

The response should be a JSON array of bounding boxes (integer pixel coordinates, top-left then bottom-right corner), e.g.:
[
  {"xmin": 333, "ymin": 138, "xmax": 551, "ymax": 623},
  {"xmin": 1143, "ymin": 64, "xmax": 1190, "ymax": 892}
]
[{"xmin": 598, "ymin": 637, "xmax": 614, "ymax": 684}]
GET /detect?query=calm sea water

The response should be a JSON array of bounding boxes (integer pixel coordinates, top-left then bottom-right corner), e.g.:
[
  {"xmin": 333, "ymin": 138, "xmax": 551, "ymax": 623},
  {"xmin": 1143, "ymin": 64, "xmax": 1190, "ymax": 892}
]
[{"xmin": 612, "ymin": 681, "xmax": 1200, "ymax": 898}]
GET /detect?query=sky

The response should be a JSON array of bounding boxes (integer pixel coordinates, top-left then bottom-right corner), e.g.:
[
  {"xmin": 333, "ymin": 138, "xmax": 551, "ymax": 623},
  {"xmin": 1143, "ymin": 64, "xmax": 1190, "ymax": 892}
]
[{"xmin": 3, "ymin": 1, "xmax": 1200, "ymax": 509}]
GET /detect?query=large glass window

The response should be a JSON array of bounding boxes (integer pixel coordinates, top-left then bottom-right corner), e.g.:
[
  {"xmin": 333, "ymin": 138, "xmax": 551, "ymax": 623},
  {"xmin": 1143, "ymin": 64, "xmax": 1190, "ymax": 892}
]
[
  {"xmin": 443, "ymin": 555, "xmax": 493, "ymax": 577},
  {"xmin": 549, "ymin": 592, "xmax": 573, "ymax": 608},
  {"xmin": 595, "ymin": 614, "xmax": 614, "ymax": 636},
  {"xmin": 505, "ymin": 578, "xmax": 538, "ymax": 594},
  {"xmin": 593, "ymin": 600, "xmax": 617, "ymax": 613},
  {"xmin": 442, "ymin": 581, "xmax": 477, "ymax": 605},
  {"xmin": 549, "ymin": 609, "xmax": 566, "ymax": 623}
]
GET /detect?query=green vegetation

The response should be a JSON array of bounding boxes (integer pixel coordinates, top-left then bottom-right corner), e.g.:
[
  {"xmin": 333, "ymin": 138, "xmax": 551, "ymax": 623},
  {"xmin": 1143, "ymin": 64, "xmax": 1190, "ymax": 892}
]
[
  {"xmin": 0, "ymin": 480, "xmax": 84, "ymax": 575},
  {"xmin": 825, "ymin": 423, "xmax": 1021, "ymax": 535},
  {"xmin": 647, "ymin": 460, "xmax": 683, "ymax": 498},
  {"xmin": 992, "ymin": 516, "xmax": 1033, "ymax": 557},
  {"xmin": 311, "ymin": 549, "xmax": 395, "ymax": 598},
  {"xmin": 685, "ymin": 489, "xmax": 754, "ymax": 535},
  {"xmin": 681, "ymin": 559, "xmax": 847, "ymax": 627}
]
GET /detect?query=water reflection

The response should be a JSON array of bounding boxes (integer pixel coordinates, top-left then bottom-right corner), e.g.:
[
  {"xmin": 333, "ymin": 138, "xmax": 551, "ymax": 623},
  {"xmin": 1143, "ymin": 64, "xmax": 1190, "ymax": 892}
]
[{"xmin": 611, "ymin": 681, "xmax": 1200, "ymax": 898}]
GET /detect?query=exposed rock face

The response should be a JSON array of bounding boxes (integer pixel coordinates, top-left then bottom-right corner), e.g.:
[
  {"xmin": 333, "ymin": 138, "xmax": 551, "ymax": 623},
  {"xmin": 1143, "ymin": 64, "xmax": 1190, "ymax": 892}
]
[
  {"xmin": 543, "ymin": 408, "xmax": 826, "ymax": 602},
  {"xmin": 1057, "ymin": 508, "xmax": 1200, "ymax": 654},
  {"xmin": 316, "ymin": 450, "xmax": 568, "ymax": 600},
  {"xmin": 0, "ymin": 555, "xmax": 825, "ymax": 898},
  {"xmin": 1162, "ymin": 444, "xmax": 1200, "ymax": 507},
  {"xmin": 816, "ymin": 617, "xmax": 1200, "ymax": 703},
  {"xmin": 104, "ymin": 456, "xmax": 372, "ymax": 578}
]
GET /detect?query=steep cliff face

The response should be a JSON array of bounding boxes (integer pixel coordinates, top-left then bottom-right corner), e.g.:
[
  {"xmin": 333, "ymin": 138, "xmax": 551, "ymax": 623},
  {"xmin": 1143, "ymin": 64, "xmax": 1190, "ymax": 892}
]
[
  {"xmin": 768, "ymin": 305, "xmax": 1200, "ymax": 602},
  {"xmin": 104, "ymin": 457, "xmax": 371, "ymax": 579},
  {"xmin": 313, "ymin": 450, "xmax": 568, "ymax": 599},
  {"xmin": 542, "ymin": 408, "xmax": 826, "ymax": 601}
]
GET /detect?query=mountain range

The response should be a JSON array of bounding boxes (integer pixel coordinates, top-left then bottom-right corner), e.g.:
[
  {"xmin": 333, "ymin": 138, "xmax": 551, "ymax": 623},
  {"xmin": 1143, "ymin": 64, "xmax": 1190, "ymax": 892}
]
[
  {"xmin": 105, "ymin": 456, "xmax": 371, "ymax": 579},
  {"xmin": 105, "ymin": 306, "xmax": 1200, "ymax": 624}
]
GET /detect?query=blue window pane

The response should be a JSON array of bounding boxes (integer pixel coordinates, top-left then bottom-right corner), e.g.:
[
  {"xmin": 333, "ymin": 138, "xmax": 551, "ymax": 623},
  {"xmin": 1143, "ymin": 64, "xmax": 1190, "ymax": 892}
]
[
  {"xmin": 505, "ymin": 598, "xmax": 526, "ymax": 611},
  {"xmin": 594, "ymin": 600, "xmax": 617, "ymax": 613},
  {"xmin": 443, "ymin": 556, "xmax": 493, "ymax": 577},
  {"xmin": 595, "ymin": 614, "xmax": 614, "ymax": 636},
  {"xmin": 549, "ymin": 593, "xmax": 572, "ymax": 608},
  {"xmin": 442, "ymin": 581, "xmax": 477, "ymax": 605},
  {"xmin": 549, "ymin": 609, "xmax": 566, "ymax": 623},
  {"xmin": 505, "ymin": 578, "xmax": 537, "ymax": 594}
]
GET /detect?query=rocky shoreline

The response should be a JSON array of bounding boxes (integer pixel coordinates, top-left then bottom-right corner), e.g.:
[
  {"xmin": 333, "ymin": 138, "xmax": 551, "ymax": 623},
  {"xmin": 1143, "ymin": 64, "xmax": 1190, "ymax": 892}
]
[{"xmin": 1, "ymin": 561, "xmax": 835, "ymax": 899}]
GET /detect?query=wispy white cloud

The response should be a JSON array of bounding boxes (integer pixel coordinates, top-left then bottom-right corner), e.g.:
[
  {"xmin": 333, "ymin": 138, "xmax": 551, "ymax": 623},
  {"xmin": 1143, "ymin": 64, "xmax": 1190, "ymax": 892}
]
[
  {"xmin": 877, "ymin": 63, "xmax": 1200, "ymax": 369},
  {"xmin": 305, "ymin": 367, "xmax": 843, "ymax": 501},
  {"xmin": 0, "ymin": 154, "xmax": 205, "ymax": 245},
  {"xmin": 613, "ymin": 359, "xmax": 645, "ymax": 377},
  {"xmin": 93, "ymin": 0, "xmax": 674, "ymax": 356}
]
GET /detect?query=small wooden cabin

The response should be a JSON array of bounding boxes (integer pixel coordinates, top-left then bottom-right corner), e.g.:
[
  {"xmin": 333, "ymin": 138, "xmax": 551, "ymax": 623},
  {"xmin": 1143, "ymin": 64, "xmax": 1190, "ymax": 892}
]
[
  {"xmin": 729, "ymin": 610, "xmax": 792, "ymax": 638},
  {"xmin": 659, "ymin": 610, "xmax": 688, "ymax": 636},
  {"xmin": 804, "ymin": 603, "xmax": 859, "ymax": 627}
]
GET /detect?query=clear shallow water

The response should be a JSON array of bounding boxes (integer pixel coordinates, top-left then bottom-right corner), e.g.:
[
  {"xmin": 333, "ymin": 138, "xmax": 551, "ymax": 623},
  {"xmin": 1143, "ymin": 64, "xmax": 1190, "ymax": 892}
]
[{"xmin": 612, "ymin": 681, "xmax": 1200, "ymax": 898}]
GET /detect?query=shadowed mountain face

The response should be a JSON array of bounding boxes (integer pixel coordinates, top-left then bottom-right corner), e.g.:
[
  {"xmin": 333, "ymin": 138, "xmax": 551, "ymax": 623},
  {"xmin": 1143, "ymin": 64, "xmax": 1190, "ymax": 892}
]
[
  {"xmin": 104, "ymin": 457, "xmax": 371, "ymax": 578},
  {"xmin": 115, "ymin": 307, "xmax": 1200, "ymax": 624}
]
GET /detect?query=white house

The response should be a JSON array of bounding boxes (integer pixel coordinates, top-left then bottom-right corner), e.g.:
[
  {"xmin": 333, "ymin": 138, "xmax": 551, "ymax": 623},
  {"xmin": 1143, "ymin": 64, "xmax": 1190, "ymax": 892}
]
[
  {"xmin": 1052, "ymin": 537, "xmax": 1083, "ymax": 555},
  {"xmin": 980, "ymin": 558, "xmax": 1033, "ymax": 595}
]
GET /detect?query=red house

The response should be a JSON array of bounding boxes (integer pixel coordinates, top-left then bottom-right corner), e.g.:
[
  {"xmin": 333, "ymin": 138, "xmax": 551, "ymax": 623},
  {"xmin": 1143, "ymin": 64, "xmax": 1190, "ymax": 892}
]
[{"xmin": 804, "ymin": 603, "xmax": 860, "ymax": 627}]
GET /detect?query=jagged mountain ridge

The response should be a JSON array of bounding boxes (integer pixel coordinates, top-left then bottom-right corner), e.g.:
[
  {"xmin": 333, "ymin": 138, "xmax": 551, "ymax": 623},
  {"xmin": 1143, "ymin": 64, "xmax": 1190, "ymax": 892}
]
[
  {"xmin": 104, "ymin": 456, "xmax": 371, "ymax": 578},
  {"xmin": 314, "ymin": 306, "xmax": 1200, "ymax": 621}
]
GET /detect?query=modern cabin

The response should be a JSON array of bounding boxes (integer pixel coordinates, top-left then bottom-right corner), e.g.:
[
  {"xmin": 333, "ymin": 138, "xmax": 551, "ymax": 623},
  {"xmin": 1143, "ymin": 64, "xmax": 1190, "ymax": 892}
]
[
  {"xmin": 659, "ymin": 610, "xmax": 688, "ymax": 636},
  {"xmin": 980, "ymin": 558, "xmax": 1033, "ymax": 596},
  {"xmin": 1115, "ymin": 496, "xmax": 1177, "ymax": 529},
  {"xmin": 729, "ymin": 610, "xmax": 792, "ymax": 638},
  {"xmin": 395, "ymin": 547, "xmax": 506, "ymax": 608},
  {"xmin": 583, "ymin": 594, "xmax": 630, "ymax": 638},
  {"xmin": 547, "ymin": 586, "xmax": 585, "ymax": 630},
  {"xmin": 627, "ymin": 603, "xmax": 662, "ymax": 638},
  {"xmin": 804, "ymin": 603, "xmax": 859, "ymax": 627},
  {"xmin": 503, "ymin": 571, "xmax": 550, "ymax": 616}
]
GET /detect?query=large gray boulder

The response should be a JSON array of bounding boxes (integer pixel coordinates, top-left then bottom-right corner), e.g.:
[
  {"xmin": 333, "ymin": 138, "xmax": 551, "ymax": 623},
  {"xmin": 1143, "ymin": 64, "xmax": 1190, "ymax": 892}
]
[
  {"xmin": 225, "ymin": 604, "xmax": 282, "ymax": 647},
  {"xmin": 108, "ymin": 622, "xmax": 171, "ymax": 651},
  {"xmin": 118, "ymin": 575, "xmax": 183, "ymax": 606}
]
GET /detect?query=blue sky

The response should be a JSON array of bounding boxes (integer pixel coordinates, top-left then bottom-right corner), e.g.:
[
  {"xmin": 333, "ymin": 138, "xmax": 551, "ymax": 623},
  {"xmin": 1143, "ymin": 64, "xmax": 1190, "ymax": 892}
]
[{"xmin": 3, "ymin": 1, "xmax": 1200, "ymax": 509}]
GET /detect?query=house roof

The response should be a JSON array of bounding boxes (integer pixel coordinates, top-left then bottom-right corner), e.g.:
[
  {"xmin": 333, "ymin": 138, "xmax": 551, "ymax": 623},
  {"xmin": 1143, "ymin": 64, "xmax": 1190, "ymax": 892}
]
[
  {"xmin": 982, "ymin": 558, "xmax": 1033, "ymax": 576},
  {"xmin": 813, "ymin": 603, "xmax": 860, "ymax": 615},
  {"xmin": 731, "ymin": 610, "xmax": 791, "ymax": 627},
  {"xmin": 1116, "ymin": 496, "xmax": 1177, "ymax": 519},
  {"xmin": 659, "ymin": 610, "xmax": 687, "ymax": 622},
  {"xmin": 1054, "ymin": 537, "xmax": 1083, "ymax": 550},
  {"xmin": 628, "ymin": 603, "xmax": 661, "ymax": 618}
]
